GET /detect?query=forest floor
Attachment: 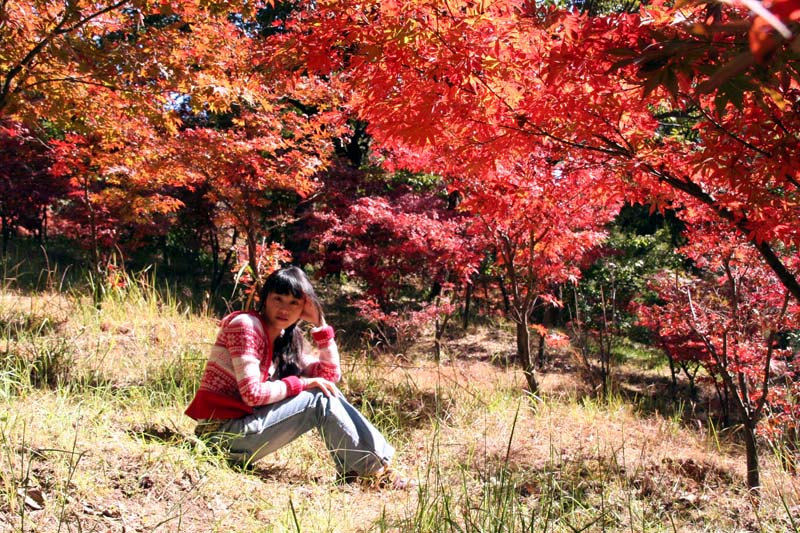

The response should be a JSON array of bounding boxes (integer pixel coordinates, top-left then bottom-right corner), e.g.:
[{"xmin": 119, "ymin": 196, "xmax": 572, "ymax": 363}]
[{"xmin": 1, "ymin": 285, "xmax": 799, "ymax": 532}]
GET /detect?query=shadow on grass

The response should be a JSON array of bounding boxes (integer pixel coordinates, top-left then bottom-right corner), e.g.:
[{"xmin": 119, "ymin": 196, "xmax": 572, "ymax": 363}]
[
  {"xmin": 0, "ymin": 309, "xmax": 65, "ymax": 339},
  {"xmin": 344, "ymin": 383, "xmax": 456, "ymax": 430},
  {"xmin": 245, "ymin": 462, "xmax": 297, "ymax": 483},
  {"xmin": 125, "ymin": 423, "xmax": 315, "ymax": 483},
  {"xmin": 511, "ymin": 346, "xmax": 716, "ymax": 431},
  {"xmin": 127, "ymin": 423, "xmax": 188, "ymax": 446},
  {"xmin": 615, "ymin": 369, "xmax": 694, "ymax": 410}
]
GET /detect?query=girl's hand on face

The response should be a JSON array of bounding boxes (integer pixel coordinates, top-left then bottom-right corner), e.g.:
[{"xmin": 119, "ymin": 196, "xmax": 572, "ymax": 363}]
[
  {"xmin": 301, "ymin": 377, "xmax": 337, "ymax": 397},
  {"xmin": 300, "ymin": 297, "xmax": 323, "ymax": 327}
]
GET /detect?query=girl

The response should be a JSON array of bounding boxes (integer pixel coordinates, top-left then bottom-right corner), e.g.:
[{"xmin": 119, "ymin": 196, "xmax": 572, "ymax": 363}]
[{"xmin": 185, "ymin": 266, "xmax": 411, "ymax": 489}]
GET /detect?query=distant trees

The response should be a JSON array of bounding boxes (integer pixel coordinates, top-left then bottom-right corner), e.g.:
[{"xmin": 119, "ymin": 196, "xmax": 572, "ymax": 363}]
[
  {"xmin": 311, "ymin": 165, "xmax": 481, "ymax": 353},
  {"xmin": 1, "ymin": 0, "xmax": 346, "ymax": 292},
  {"xmin": 0, "ymin": 120, "xmax": 63, "ymax": 254},
  {"xmin": 164, "ymin": 102, "xmax": 346, "ymax": 291},
  {"xmin": 458, "ymin": 161, "xmax": 620, "ymax": 392}
]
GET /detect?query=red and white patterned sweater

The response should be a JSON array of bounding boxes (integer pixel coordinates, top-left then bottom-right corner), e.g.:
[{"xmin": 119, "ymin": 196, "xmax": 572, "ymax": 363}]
[{"xmin": 185, "ymin": 311, "xmax": 341, "ymax": 420}]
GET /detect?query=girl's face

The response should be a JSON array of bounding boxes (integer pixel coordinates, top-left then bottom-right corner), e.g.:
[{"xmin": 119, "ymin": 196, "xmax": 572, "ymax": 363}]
[{"xmin": 263, "ymin": 291, "xmax": 305, "ymax": 330}]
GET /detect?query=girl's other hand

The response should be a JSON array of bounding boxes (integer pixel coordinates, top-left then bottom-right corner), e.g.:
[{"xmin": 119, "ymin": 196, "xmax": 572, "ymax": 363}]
[
  {"xmin": 302, "ymin": 377, "xmax": 337, "ymax": 397},
  {"xmin": 300, "ymin": 297, "xmax": 323, "ymax": 327}
]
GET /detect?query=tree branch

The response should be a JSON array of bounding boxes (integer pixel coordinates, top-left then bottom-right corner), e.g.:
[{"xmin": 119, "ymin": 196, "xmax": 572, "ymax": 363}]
[
  {"xmin": 645, "ymin": 163, "xmax": 800, "ymax": 304},
  {"xmin": 694, "ymin": 104, "xmax": 773, "ymax": 159},
  {"xmin": 754, "ymin": 290, "xmax": 790, "ymax": 417},
  {"xmin": 0, "ymin": 0, "xmax": 131, "ymax": 113}
]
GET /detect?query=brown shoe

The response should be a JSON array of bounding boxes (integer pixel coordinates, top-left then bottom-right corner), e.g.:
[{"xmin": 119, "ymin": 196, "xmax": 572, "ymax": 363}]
[
  {"xmin": 338, "ymin": 464, "xmax": 416, "ymax": 490},
  {"xmin": 365, "ymin": 464, "xmax": 416, "ymax": 490}
]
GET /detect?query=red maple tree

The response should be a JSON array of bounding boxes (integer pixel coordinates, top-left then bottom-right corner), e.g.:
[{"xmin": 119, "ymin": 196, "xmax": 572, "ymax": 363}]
[
  {"xmin": 638, "ymin": 220, "xmax": 798, "ymax": 489},
  {"xmin": 279, "ymin": 0, "xmax": 799, "ymax": 303}
]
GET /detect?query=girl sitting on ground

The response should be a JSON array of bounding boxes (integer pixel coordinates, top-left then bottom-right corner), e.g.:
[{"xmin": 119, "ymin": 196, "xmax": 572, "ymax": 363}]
[{"xmin": 185, "ymin": 266, "xmax": 412, "ymax": 489}]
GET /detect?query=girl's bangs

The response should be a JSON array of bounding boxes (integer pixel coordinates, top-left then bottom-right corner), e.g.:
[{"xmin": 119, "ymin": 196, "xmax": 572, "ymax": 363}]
[{"xmin": 267, "ymin": 270, "xmax": 307, "ymax": 298}]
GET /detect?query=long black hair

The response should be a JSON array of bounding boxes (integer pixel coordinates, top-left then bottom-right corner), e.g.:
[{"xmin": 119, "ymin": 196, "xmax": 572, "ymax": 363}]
[{"xmin": 257, "ymin": 266, "xmax": 324, "ymax": 379}]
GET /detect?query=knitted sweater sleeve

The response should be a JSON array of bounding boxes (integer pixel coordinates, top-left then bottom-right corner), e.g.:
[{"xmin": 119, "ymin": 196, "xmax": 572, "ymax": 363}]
[
  {"xmin": 298, "ymin": 325, "xmax": 342, "ymax": 383},
  {"xmin": 226, "ymin": 314, "xmax": 303, "ymax": 406}
]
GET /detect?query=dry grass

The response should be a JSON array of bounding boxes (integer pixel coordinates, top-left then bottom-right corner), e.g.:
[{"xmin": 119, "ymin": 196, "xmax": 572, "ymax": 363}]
[{"xmin": 1, "ymin": 285, "xmax": 799, "ymax": 532}]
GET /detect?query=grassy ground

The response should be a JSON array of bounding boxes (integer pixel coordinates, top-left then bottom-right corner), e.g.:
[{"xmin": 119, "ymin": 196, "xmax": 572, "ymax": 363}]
[{"xmin": 1, "ymin": 273, "xmax": 799, "ymax": 532}]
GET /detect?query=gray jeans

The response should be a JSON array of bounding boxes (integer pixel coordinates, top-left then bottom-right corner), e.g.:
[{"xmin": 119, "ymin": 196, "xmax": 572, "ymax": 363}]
[{"xmin": 208, "ymin": 388, "xmax": 395, "ymax": 475}]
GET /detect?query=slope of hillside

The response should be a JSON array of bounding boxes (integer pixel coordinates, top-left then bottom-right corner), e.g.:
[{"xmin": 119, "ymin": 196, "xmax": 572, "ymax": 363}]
[{"xmin": 1, "ymin": 286, "xmax": 798, "ymax": 532}]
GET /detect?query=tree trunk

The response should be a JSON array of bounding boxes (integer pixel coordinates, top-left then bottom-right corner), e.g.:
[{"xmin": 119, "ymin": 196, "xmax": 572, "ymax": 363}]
[
  {"xmin": 245, "ymin": 208, "xmax": 259, "ymax": 290},
  {"xmin": 428, "ymin": 279, "xmax": 442, "ymax": 301},
  {"xmin": 41, "ymin": 206, "xmax": 48, "ymax": 244},
  {"xmin": 679, "ymin": 361, "xmax": 699, "ymax": 400},
  {"xmin": 434, "ymin": 312, "xmax": 450, "ymax": 362},
  {"xmin": 743, "ymin": 420, "xmax": 761, "ymax": 492},
  {"xmin": 712, "ymin": 380, "xmax": 731, "ymax": 427},
  {"xmin": 537, "ymin": 304, "xmax": 554, "ymax": 368},
  {"xmin": 598, "ymin": 327, "xmax": 610, "ymax": 398},
  {"xmin": 536, "ymin": 332, "xmax": 546, "ymax": 368},
  {"xmin": 247, "ymin": 231, "xmax": 258, "ymax": 281},
  {"xmin": 210, "ymin": 228, "xmax": 220, "ymax": 293},
  {"xmin": 286, "ymin": 200, "xmax": 312, "ymax": 265},
  {"xmin": 86, "ymin": 186, "xmax": 100, "ymax": 275},
  {"xmin": 499, "ymin": 277, "xmax": 511, "ymax": 313},
  {"xmin": 516, "ymin": 315, "xmax": 538, "ymax": 394},
  {"xmin": 668, "ymin": 354, "xmax": 678, "ymax": 400},
  {"xmin": 462, "ymin": 282, "xmax": 472, "ymax": 329},
  {"xmin": 1, "ymin": 213, "xmax": 8, "ymax": 256},
  {"xmin": 160, "ymin": 234, "xmax": 170, "ymax": 268}
]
